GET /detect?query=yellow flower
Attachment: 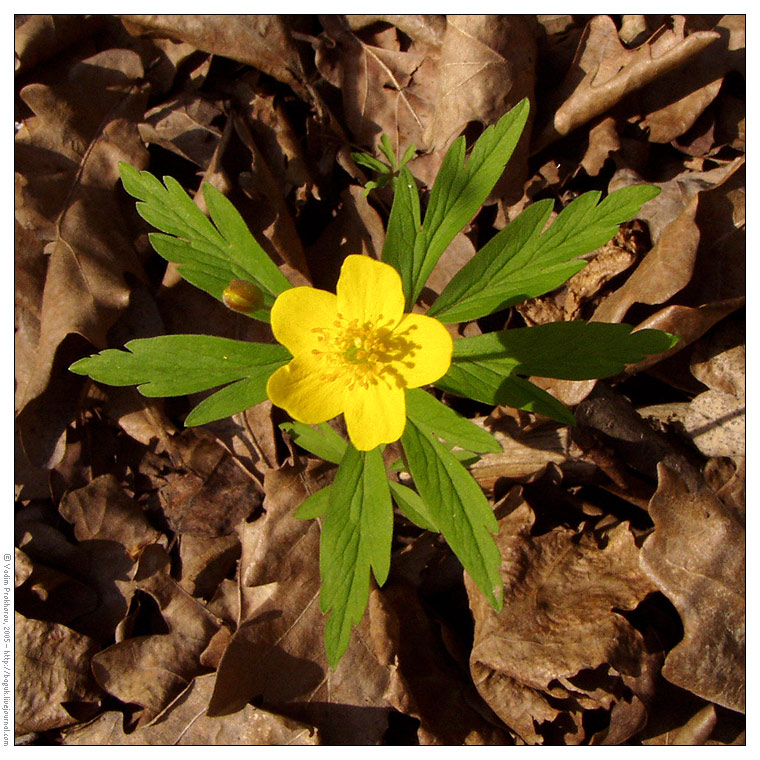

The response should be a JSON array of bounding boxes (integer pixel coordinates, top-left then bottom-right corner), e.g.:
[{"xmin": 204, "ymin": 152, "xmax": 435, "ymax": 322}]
[{"xmin": 267, "ymin": 255, "xmax": 453, "ymax": 451}]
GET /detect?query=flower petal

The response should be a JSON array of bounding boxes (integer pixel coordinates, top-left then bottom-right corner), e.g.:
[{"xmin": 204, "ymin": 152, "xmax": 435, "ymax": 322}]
[
  {"xmin": 270, "ymin": 286, "xmax": 338, "ymax": 356},
  {"xmin": 266, "ymin": 354, "xmax": 346, "ymax": 424},
  {"xmin": 344, "ymin": 383, "xmax": 406, "ymax": 451},
  {"xmin": 390, "ymin": 313, "xmax": 453, "ymax": 388},
  {"xmin": 336, "ymin": 255, "xmax": 405, "ymax": 327}
]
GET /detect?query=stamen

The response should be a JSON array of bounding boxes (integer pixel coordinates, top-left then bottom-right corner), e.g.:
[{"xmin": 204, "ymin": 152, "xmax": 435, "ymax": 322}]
[{"xmin": 309, "ymin": 312, "xmax": 420, "ymax": 390}]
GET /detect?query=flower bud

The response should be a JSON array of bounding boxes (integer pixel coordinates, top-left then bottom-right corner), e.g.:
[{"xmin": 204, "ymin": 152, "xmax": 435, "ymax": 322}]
[{"xmin": 223, "ymin": 279, "xmax": 263, "ymax": 314}]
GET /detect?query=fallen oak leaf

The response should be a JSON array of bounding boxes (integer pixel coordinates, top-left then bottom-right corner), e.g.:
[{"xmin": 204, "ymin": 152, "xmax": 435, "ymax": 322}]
[
  {"xmin": 15, "ymin": 505, "xmax": 134, "ymax": 642},
  {"xmin": 640, "ymin": 15, "xmax": 745, "ymax": 144},
  {"xmin": 532, "ymin": 15, "xmax": 720, "ymax": 152},
  {"xmin": 422, "ymin": 15, "xmax": 536, "ymax": 152},
  {"xmin": 15, "ymin": 612, "xmax": 103, "ymax": 734},
  {"xmin": 92, "ymin": 546, "xmax": 222, "ymax": 725},
  {"xmin": 421, "ymin": 15, "xmax": 535, "ymax": 204},
  {"xmin": 232, "ymin": 113, "xmax": 311, "ymax": 279},
  {"xmin": 467, "ymin": 499, "xmax": 658, "ymax": 744},
  {"xmin": 316, "ymin": 14, "xmax": 436, "ymax": 156},
  {"xmin": 121, "ymin": 15, "xmax": 312, "ymax": 100},
  {"xmin": 346, "ymin": 14, "xmax": 446, "ymax": 51},
  {"xmin": 371, "ymin": 544, "xmax": 515, "ymax": 745},
  {"xmin": 208, "ymin": 463, "xmax": 393, "ymax": 745},
  {"xmin": 14, "ymin": 14, "xmax": 100, "ymax": 73},
  {"xmin": 138, "ymin": 93, "xmax": 224, "ymax": 169},
  {"xmin": 157, "ymin": 429, "xmax": 264, "ymax": 538},
  {"xmin": 63, "ymin": 673, "xmax": 318, "ymax": 745},
  {"xmin": 58, "ymin": 473, "xmax": 165, "ymax": 552},
  {"xmin": 640, "ymin": 462, "xmax": 745, "ymax": 713},
  {"xmin": 15, "ymin": 47, "xmax": 149, "ymax": 467}
]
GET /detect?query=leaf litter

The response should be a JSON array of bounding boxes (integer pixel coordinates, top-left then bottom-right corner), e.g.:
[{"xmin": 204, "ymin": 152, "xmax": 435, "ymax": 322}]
[{"xmin": 14, "ymin": 13, "xmax": 744, "ymax": 745}]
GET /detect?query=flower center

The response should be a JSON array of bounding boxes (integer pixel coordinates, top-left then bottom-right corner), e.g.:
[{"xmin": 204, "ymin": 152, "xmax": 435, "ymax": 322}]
[{"xmin": 311, "ymin": 313, "xmax": 418, "ymax": 390}]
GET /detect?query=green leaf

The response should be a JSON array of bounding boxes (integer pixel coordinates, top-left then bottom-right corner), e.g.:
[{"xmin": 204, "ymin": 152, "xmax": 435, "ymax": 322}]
[
  {"xmin": 70, "ymin": 335, "xmax": 290, "ymax": 425},
  {"xmin": 406, "ymin": 99, "xmax": 530, "ymax": 306},
  {"xmin": 381, "ymin": 167, "xmax": 421, "ymax": 293},
  {"xmin": 435, "ymin": 359, "xmax": 576, "ymax": 426},
  {"xmin": 450, "ymin": 322, "xmax": 679, "ymax": 380},
  {"xmin": 388, "ymin": 447, "xmax": 481, "ymax": 472},
  {"xmin": 118, "ymin": 163, "xmax": 291, "ymax": 320},
  {"xmin": 202, "ymin": 183, "xmax": 292, "ymax": 298},
  {"xmin": 320, "ymin": 445, "xmax": 393, "ymax": 667},
  {"xmin": 429, "ymin": 184, "xmax": 660, "ymax": 323},
  {"xmin": 398, "ymin": 143, "xmax": 417, "ymax": 171},
  {"xmin": 389, "ymin": 481, "xmax": 438, "ymax": 532},
  {"xmin": 185, "ymin": 376, "xmax": 276, "ymax": 427},
  {"xmin": 351, "ymin": 152, "xmax": 392, "ymax": 175},
  {"xmin": 378, "ymin": 134, "xmax": 397, "ymax": 169},
  {"xmin": 294, "ymin": 486, "xmax": 331, "ymax": 520},
  {"xmin": 450, "ymin": 449, "xmax": 481, "ymax": 467},
  {"xmin": 405, "ymin": 388, "xmax": 501, "ymax": 454},
  {"xmin": 280, "ymin": 421, "xmax": 348, "ymax": 465},
  {"xmin": 401, "ymin": 419, "xmax": 502, "ymax": 609}
]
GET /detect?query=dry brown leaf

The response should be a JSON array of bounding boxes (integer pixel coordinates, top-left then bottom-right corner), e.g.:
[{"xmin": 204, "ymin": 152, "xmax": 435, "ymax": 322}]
[
  {"xmin": 594, "ymin": 194, "xmax": 700, "ymax": 325},
  {"xmin": 423, "ymin": 16, "xmax": 536, "ymax": 157},
  {"xmin": 467, "ymin": 500, "xmax": 658, "ymax": 744},
  {"xmin": 127, "ymin": 32, "xmax": 210, "ymax": 97},
  {"xmin": 640, "ymin": 463, "xmax": 744, "ymax": 712},
  {"xmin": 640, "ymin": 393, "xmax": 744, "ymax": 463},
  {"xmin": 562, "ymin": 229, "xmax": 642, "ymax": 320},
  {"xmin": 618, "ymin": 15, "xmax": 651, "ymax": 47},
  {"xmin": 14, "ymin": 14, "xmax": 99, "ymax": 73},
  {"xmin": 533, "ymin": 15, "xmax": 720, "ymax": 151},
  {"xmin": 574, "ymin": 382, "xmax": 703, "ymax": 483},
  {"xmin": 371, "ymin": 546, "xmax": 514, "ymax": 745},
  {"xmin": 208, "ymin": 463, "xmax": 392, "ymax": 744},
  {"xmin": 581, "ymin": 116, "xmax": 621, "ymax": 177},
  {"xmin": 231, "ymin": 114, "xmax": 311, "ymax": 280},
  {"xmin": 643, "ymin": 698, "xmax": 717, "ymax": 745},
  {"xmin": 347, "ymin": 14, "xmax": 446, "ymax": 50},
  {"xmin": 14, "ymin": 219, "xmax": 46, "ymax": 409},
  {"xmin": 16, "ymin": 505, "xmax": 134, "ymax": 641},
  {"xmin": 15, "ymin": 612, "xmax": 103, "ymax": 734},
  {"xmin": 468, "ymin": 420, "xmax": 596, "ymax": 494},
  {"xmin": 178, "ymin": 533, "xmax": 241, "ymax": 600},
  {"xmin": 59, "ymin": 473, "xmax": 164, "ymax": 550},
  {"xmin": 690, "ymin": 319, "xmax": 745, "ymax": 398},
  {"xmin": 316, "ymin": 15, "xmax": 436, "ymax": 156},
  {"xmin": 14, "ymin": 548, "xmax": 34, "ymax": 587},
  {"xmin": 63, "ymin": 673, "xmax": 319, "ymax": 745},
  {"xmin": 100, "ymin": 386, "xmax": 179, "ymax": 448},
  {"xmin": 688, "ymin": 159, "xmax": 745, "ymax": 304},
  {"xmin": 157, "ymin": 430, "xmax": 263, "ymax": 538},
  {"xmin": 14, "ymin": 551, "xmax": 99, "ymax": 631},
  {"xmin": 15, "ymin": 48, "xmax": 149, "ymax": 467},
  {"xmin": 624, "ymin": 297, "xmax": 745, "ymax": 376},
  {"xmin": 682, "ymin": 390, "xmax": 744, "ymax": 460},
  {"xmin": 92, "ymin": 546, "xmax": 222, "ymax": 724},
  {"xmin": 234, "ymin": 80, "xmax": 318, "ymax": 198},
  {"xmin": 202, "ymin": 400, "xmax": 282, "ymax": 476},
  {"xmin": 306, "ymin": 185, "xmax": 386, "ymax": 291},
  {"xmin": 122, "ymin": 15, "xmax": 311, "ymax": 99},
  {"xmin": 418, "ymin": 15, "xmax": 535, "ymax": 203},
  {"xmin": 139, "ymin": 94, "xmax": 224, "ymax": 168},
  {"xmin": 421, "ymin": 231, "xmax": 476, "ymax": 303},
  {"xmin": 641, "ymin": 16, "xmax": 744, "ymax": 144},
  {"xmin": 640, "ymin": 675, "xmax": 744, "ymax": 745},
  {"xmin": 610, "ymin": 159, "xmax": 741, "ymax": 245}
]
